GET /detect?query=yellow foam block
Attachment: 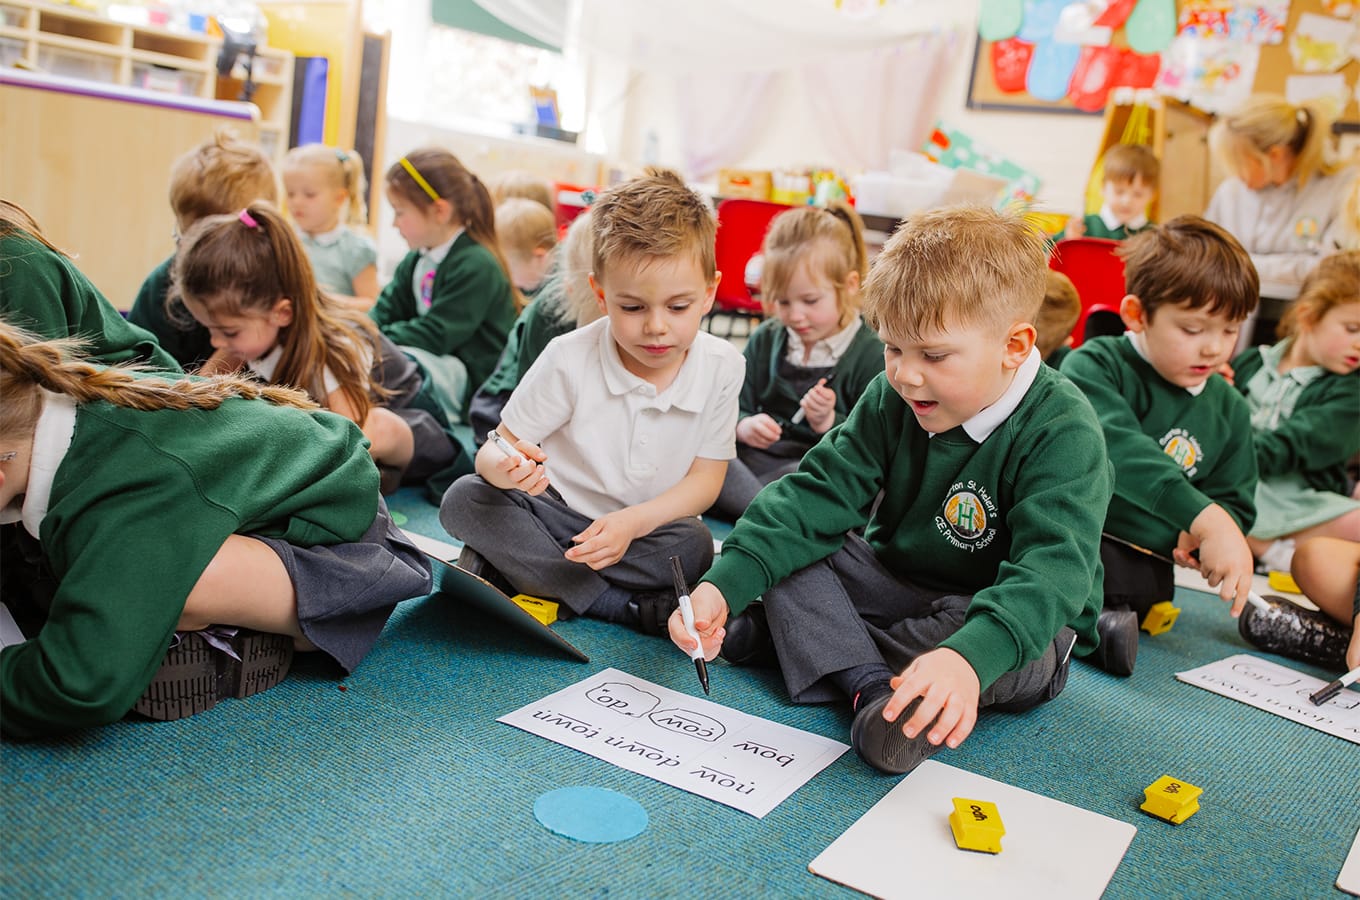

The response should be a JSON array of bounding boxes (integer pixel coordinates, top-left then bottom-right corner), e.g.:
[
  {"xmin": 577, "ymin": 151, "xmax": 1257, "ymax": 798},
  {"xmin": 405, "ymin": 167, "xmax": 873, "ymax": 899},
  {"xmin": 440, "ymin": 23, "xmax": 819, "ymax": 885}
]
[
  {"xmin": 1140, "ymin": 601, "xmax": 1181, "ymax": 636},
  {"xmin": 510, "ymin": 593, "xmax": 559, "ymax": 625},
  {"xmin": 949, "ymin": 797, "xmax": 1005, "ymax": 853},
  {"xmin": 1140, "ymin": 775, "xmax": 1202, "ymax": 824},
  {"xmin": 1267, "ymin": 571, "xmax": 1300, "ymax": 594}
]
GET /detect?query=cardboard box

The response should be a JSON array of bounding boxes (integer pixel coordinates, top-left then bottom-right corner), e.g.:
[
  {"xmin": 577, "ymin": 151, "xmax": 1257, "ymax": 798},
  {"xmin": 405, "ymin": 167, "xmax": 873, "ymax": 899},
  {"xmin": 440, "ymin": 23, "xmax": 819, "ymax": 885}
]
[{"xmin": 718, "ymin": 169, "xmax": 772, "ymax": 200}]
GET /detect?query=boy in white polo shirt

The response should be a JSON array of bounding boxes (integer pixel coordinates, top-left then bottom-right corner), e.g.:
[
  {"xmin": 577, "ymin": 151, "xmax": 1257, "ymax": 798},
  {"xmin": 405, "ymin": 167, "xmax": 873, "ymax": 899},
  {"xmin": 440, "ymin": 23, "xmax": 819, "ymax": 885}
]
[{"xmin": 439, "ymin": 168, "xmax": 745, "ymax": 633}]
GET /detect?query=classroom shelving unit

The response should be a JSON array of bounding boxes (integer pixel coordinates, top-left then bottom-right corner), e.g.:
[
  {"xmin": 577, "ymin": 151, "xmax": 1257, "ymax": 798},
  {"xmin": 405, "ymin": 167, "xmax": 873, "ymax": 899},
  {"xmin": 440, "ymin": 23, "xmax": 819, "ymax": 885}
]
[{"xmin": 0, "ymin": 0, "xmax": 292, "ymax": 164}]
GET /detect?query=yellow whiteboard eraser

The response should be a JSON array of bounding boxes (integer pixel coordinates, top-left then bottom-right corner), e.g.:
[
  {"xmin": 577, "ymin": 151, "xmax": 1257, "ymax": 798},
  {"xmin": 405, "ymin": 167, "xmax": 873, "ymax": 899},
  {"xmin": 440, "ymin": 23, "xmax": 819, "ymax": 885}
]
[
  {"xmin": 510, "ymin": 593, "xmax": 559, "ymax": 625},
  {"xmin": 1140, "ymin": 775, "xmax": 1202, "ymax": 824},
  {"xmin": 1267, "ymin": 571, "xmax": 1300, "ymax": 594},
  {"xmin": 1140, "ymin": 601, "xmax": 1181, "ymax": 636},
  {"xmin": 949, "ymin": 797, "xmax": 1005, "ymax": 853}
]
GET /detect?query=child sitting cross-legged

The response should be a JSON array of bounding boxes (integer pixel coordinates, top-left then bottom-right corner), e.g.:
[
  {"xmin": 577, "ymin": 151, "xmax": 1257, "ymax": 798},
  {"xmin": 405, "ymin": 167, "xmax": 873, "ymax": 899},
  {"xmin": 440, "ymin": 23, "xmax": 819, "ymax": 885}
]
[
  {"xmin": 671, "ymin": 205, "xmax": 1112, "ymax": 775},
  {"xmin": 440, "ymin": 169, "xmax": 745, "ymax": 634},
  {"xmin": 1061, "ymin": 217, "xmax": 1261, "ymax": 676}
]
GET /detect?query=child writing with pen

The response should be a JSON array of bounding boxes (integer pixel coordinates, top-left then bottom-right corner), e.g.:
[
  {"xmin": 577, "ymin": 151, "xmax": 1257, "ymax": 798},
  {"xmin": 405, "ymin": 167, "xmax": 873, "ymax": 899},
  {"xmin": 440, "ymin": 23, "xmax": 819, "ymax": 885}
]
[
  {"xmin": 174, "ymin": 203, "xmax": 466, "ymax": 496},
  {"xmin": 711, "ymin": 202, "xmax": 883, "ymax": 520},
  {"xmin": 670, "ymin": 206, "xmax": 1112, "ymax": 775},
  {"xmin": 440, "ymin": 169, "xmax": 745, "ymax": 635}
]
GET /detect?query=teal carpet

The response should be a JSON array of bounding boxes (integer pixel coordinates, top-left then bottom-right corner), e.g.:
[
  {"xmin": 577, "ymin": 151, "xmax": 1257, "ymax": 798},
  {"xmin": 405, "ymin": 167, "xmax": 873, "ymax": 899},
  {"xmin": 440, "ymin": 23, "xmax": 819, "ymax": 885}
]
[{"xmin": 2, "ymin": 489, "xmax": 1355, "ymax": 898}]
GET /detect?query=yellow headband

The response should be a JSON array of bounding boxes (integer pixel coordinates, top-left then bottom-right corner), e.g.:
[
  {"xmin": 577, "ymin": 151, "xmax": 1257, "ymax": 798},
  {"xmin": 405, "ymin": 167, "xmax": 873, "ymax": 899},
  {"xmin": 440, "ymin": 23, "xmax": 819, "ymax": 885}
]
[{"xmin": 399, "ymin": 157, "xmax": 440, "ymax": 202}]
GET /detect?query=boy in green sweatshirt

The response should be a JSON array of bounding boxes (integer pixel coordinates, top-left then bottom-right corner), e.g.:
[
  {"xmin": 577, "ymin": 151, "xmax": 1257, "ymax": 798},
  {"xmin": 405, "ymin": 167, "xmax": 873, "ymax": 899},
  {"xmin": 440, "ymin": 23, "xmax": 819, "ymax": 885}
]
[
  {"xmin": 668, "ymin": 206, "xmax": 1112, "ymax": 775},
  {"xmin": 1061, "ymin": 217, "xmax": 1260, "ymax": 676}
]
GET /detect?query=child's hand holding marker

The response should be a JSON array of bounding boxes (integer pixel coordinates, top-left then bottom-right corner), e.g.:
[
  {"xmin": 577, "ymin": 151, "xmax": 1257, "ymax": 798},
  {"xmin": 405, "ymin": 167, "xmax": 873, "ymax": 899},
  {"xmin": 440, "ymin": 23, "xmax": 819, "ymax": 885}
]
[
  {"xmin": 668, "ymin": 582, "xmax": 729, "ymax": 662},
  {"xmin": 487, "ymin": 429, "xmax": 554, "ymax": 497},
  {"xmin": 793, "ymin": 374, "xmax": 837, "ymax": 433}
]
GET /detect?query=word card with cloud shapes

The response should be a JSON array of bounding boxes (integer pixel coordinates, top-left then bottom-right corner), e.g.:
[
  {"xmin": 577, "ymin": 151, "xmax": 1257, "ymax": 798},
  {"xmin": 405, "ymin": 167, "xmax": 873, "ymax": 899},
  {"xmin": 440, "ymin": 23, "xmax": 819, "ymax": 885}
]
[
  {"xmin": 1177, "ymin": 654, "xmax": 1360, "ymax": 746},
  {"xmin": 499, "ymin": 668, "xmax": 849, "ymax": 817}
]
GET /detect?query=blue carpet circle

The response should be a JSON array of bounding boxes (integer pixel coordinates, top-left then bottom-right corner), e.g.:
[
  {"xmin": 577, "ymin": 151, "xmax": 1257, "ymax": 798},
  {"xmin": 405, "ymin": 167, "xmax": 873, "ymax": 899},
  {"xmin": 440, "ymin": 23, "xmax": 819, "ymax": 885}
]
[{"xmin": 533, "ymin": 786, "xmax": 648, "ymax": 843}]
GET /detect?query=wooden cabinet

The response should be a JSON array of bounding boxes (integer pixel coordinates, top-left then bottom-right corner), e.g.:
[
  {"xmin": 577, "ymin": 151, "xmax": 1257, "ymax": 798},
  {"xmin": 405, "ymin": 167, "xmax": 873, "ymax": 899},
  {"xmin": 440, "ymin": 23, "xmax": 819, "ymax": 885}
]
[{"xmin": 0, "ymin": 0, "xmax": 291, "ymax": 164}]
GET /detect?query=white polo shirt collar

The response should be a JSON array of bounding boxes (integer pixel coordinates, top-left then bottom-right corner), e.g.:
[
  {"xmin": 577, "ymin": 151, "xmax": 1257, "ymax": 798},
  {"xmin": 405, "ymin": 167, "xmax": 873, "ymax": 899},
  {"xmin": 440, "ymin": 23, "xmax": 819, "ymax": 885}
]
[
  {"xmin": 1100, "ymin": 203, "xmax": 1147, "ymax": 233},
  {"xmin": 958, "ymin": 347, "xmax": 1042, "ymax": 443},
  {"xmin": 0, "ymin": 390, "xmax": 77, "ymax": 538},
  {"xmin": 597, "ymin": 322, "xmax": 711, "ymax": 413}
]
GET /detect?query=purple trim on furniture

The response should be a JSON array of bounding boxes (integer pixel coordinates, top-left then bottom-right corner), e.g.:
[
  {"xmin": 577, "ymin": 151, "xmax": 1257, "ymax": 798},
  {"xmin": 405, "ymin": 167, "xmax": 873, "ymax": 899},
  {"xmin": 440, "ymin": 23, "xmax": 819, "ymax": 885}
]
[{"xmin": 0, "ymin": 68, "xmax": 256, "ymax": 120}]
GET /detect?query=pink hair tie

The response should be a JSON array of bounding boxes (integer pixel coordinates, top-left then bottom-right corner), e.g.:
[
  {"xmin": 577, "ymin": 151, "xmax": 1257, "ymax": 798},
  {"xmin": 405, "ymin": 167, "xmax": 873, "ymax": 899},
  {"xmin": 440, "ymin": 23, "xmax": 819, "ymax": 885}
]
[{"xmin": 239, "ymin": 209, "xmax": 260, "ymax": 229}]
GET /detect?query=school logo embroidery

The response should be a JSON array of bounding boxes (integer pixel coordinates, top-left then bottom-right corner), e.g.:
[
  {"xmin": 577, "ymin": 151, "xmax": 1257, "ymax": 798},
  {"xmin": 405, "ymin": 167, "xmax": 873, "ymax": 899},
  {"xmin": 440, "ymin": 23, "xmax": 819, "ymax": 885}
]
[
  {"xmin": 1293, "ymin": 215, "xmax": 1319, "ymax": 242},
  {"xmin": 936, "ymin": 481, "xmax": 1000, "ymax": 551},
  {"xmin": 1159, "ymin": 427, "xmax": 1203, "ymax": 477}
]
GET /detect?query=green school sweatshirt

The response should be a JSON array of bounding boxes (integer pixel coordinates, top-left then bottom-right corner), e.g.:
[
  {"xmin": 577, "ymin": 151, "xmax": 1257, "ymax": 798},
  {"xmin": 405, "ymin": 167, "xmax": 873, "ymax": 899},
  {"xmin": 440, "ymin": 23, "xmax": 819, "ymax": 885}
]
[
  {"xmin": 1, "ymin": 232, "xmax": 180, "ymax": 372},
  {"xmin": 126, "ymin": 255, "xmax": 214, "ymax": 370},
  {"xmin": 370, "ymin": 233, "xmax": 516, "ymax": 400},
  {"xmin": 1233, "ymin": 343, "xmax": 1360, "ymax": 495},
  {"xmin": 1062, "ymin": 336, "xmax": 1257, "ymax": 556},
  {"xmin": 0, "ymin": 396, "xmax": 379, "ymax": 739},
  {"xmin": 478, "ymin": 276, "xmax": 575, "ymax": 397},
  {"xmin": 1054, "ymin": 215, "xmax": 1154, "ymax": 243},
  {"xmin": 739, "ymin": 317, "xmax": 884, "ymax": 445},
  {"xmin": 704, "ymin": 365, "xmax": 1111, "ymax": 691}
]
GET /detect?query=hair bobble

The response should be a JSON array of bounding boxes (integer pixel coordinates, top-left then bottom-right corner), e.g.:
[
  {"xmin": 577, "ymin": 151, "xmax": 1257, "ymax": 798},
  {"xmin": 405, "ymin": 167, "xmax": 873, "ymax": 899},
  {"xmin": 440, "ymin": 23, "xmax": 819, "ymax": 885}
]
[
  {"xmin": 239, "ymin": 209, "xmax": 260, "ymax": 229},
  {"xmin": 336, "ymin": 149, "xmax": 349, "ymax": 163}
]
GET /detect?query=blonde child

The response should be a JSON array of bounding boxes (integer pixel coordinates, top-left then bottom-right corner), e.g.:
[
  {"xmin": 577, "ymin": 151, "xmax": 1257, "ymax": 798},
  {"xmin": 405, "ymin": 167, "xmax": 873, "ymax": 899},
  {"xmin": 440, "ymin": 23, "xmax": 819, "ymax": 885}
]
[
  {"xmin": 489, "ymin": 169, "xmax": 555, "ymax": 211},
  {"xmin": 1, "ymin": 200, "xmax": 179, "ymax": 372},
  {"xmin": 468, "ymin": 210, "xmax": 600, "ymax": 443},
  {"xmin": 175, "ymin": 203, "xmax": 466, "ymax": 496},
  {"xmin": 496, "ymin": 197, "xmax": 558, "ymax": 295},
  {"xmin": 128, "ymin": 128, "xmax": 277, "ymax": 370},
  {"xmin": 372, "ymin": 149, "xmax": 519, "ymax": 421},
  {"xmin": 1231, "ymin": 250, "xmax": 1360, "ymax": 574},
  {"xmin": 0, "ymin": 322, "xmax": 429, "ymax": 738},
  {"xmin": 282, "ymin": 144, "xmax": 379, "ymax": 306},
  {"xmin": 1062, "ymin": 217, "xmax": 1260, "ymax": 676},
  {"xmin": 1205, "ymin": 95, "xmax": 1358, "ymax": 343},
  {"xmin": 711, "ymin": 201, "xmax": 882, "ymax": 521},
  {"xmin": 1037, "ymin": 270, "xmax": 1082, "ymax": 368},
  {"xmin": 441, "ymin": 169, "xmax": 745, "ymax": 635},
  {"xmin": 672, "ymin": 206, "xmax": 1110, "ymax": 774},
  {"xmin": 1061, "ymin": 143, "xmax": 1160, "ymax": 241}
]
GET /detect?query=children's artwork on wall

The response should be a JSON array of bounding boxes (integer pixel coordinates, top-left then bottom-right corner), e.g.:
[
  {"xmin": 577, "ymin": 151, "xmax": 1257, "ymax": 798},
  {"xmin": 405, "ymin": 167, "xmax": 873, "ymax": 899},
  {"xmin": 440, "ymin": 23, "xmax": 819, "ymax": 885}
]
[
  {"xmin": 1156, "ymin": 34, "xmax": 1263, "ymax": 110},
  {"xmin": 1126, "ymin": 0, "xmax": 1180, "ymax": 51},
  {"xmin": 1177, "ymin": 654, "xmax": 1360, "ymax": 744},
  {"xmin": 981, "ymin": 0, "xmax": 1026, "ymax": 40},
  {"xmin": 1287, "ymin": 70, "xmax": 1351, "ymax": 111},
  {"xmin": 1178, "ymin": 0, "xmax": 1291, "ymax": 43},
  {"xmin": 1288, "ymin": 11, "xmax": 1357, "ymax": 70},
  {"xmin": 498, "ymin": 668, "xmax": 849, "ymax": 818}
]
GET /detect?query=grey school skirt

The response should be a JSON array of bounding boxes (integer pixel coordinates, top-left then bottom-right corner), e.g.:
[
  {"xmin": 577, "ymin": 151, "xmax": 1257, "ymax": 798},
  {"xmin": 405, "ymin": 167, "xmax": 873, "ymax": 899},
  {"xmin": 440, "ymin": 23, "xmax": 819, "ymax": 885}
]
[{"xmin": 254, "ymin": 498, "xmax": 431, "ymax": 671}]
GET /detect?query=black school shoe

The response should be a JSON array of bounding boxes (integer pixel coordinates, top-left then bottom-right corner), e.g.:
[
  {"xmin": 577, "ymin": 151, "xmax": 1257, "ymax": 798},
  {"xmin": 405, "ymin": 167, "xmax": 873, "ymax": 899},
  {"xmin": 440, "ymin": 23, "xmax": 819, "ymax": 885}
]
[
  {"xmin": 849, "ymin": 693, "xmax": 941, "ymax": 775},
  {"xmin": 720, "ymin": 602, "xmax": 778, "ymax": 667},
  {"xmin": 133, "ymin": 630, "xmax": 293, "ymax": 722},
  {"xmin": 624, "ymin": 591, "xmax": 680, "ymax": 637},
  {"xmin": 457, "ymin": 545, "xmax": 516, "ymax": 596},
  {"xmin": 1238, "ymin": 594, "xmax": 1348, "ymax": 670},
  {"xmin": 1090, "ymin": 607, "xmax": 1139, "ymax": 677}
]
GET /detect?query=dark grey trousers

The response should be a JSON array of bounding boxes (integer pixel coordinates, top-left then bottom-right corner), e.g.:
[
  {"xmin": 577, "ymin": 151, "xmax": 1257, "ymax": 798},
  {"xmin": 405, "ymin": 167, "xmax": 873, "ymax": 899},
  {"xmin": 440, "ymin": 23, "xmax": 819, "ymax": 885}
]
[
  {"xmin": 440, "ymin": 475, "xmax": 714, "ymax": 614},
  {"xmin": 710, "ymin": 442, "xmax": 805, "ymax": 521},
  {"xmin": 763, "ymin": 532, "xmax": 1073, "ymax": 707}
]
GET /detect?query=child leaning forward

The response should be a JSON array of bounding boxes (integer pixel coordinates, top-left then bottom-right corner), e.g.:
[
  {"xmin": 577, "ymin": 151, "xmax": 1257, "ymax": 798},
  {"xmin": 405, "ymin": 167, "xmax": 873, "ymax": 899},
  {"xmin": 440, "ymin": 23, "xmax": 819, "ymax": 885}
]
[{"xmin": 671, "ymin": 206, "xmax": 1112, "ymax": 775}]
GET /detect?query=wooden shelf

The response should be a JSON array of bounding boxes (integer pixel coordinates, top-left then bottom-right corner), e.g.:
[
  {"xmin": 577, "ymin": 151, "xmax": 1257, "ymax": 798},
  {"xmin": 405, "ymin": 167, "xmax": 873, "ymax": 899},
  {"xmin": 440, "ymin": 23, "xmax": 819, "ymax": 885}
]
[{"xmin": 2, "ymin": 0, "xmax": 292, "ymax": 166}]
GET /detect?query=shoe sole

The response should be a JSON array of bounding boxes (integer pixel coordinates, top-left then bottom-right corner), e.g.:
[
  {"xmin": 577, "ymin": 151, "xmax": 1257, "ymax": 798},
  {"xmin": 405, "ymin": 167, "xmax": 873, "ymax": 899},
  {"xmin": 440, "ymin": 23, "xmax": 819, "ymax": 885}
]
[
  {"xmin": 850, "ymin": 695, "xmax": 936, "ymax": 775},
  {"xmin": 133, "ymin": 631, "xmax": 293, "ymax": 722}
]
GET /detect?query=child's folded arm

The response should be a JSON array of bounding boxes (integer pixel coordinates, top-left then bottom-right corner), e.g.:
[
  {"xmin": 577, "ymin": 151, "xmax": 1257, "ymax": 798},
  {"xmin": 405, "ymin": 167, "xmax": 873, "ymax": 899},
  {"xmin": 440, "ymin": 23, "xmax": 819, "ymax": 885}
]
[
  {"xmin": 369, "ymin": 256, "xmax": 414, "ymax": 329},
  {"xmin": 939, "ymin": 410, "xmax": 1113, "ymax": 690},
  {"xmin": 1251, "ymin": 376, "xmax": 1360, "ymax": 480}
]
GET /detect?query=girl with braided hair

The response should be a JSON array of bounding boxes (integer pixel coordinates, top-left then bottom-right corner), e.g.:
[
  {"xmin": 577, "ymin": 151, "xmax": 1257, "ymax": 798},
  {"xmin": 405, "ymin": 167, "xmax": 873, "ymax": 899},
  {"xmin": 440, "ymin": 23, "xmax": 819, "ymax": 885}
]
[{"xmin": 0, "ymin": 321, "xmax": 430, "ymax": 738}]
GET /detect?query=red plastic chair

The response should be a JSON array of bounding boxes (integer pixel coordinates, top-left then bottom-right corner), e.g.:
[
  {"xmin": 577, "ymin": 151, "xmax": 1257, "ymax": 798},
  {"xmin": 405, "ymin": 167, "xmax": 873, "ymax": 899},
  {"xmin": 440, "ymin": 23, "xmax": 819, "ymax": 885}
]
[
  {"xmin": 709, "ymin": 198, "xmax": 788, "ymax": 336},
  {"xmin": 1048, "ymin": 237, "xmax": 1127, "ymax": 347},
  {"xmin": 553, "ymin": 182, "xmax": 595, "ymax": 235}
]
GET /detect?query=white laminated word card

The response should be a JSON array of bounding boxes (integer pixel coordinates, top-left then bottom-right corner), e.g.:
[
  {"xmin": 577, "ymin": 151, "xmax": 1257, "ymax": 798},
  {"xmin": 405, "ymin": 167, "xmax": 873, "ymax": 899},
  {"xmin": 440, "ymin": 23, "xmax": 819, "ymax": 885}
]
[
  {"xmin": 499, "ymin": 668, "xmax": 849, "ymax": 817},
  {"xmin": 1177, "ymin": 654, "xmax": 1360, "ymax": 745}
]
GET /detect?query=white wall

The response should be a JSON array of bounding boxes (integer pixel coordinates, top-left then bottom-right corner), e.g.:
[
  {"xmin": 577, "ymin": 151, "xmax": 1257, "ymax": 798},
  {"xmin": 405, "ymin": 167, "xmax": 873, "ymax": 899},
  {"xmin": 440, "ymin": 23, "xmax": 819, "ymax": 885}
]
[{"xmin": 594, "ymin": 0, "xmax": 1106, "ymax": 215}]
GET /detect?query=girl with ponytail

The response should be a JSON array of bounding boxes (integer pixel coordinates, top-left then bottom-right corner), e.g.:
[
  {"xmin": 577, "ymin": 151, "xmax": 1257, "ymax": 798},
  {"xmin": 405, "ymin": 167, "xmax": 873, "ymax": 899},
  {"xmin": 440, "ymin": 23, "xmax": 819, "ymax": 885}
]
[
  {"xmin": 371, "ymin": 147, "xmax": 519, "ymax": 421},
  {"xmin": 0, "ymin": 321, "xmax": 429, "ymax": 738},
  {"xmin": 174, "ymin": 202, "xmax": 468, "ymax": 497}
]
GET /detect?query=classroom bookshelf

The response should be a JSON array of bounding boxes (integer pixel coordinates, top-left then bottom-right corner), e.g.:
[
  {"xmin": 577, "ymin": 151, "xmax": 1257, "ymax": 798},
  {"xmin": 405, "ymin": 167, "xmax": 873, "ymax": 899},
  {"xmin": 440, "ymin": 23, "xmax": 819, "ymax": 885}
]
[{"xmin": 0, "ymin": 0, "xmax": 292, "ymax": 164}]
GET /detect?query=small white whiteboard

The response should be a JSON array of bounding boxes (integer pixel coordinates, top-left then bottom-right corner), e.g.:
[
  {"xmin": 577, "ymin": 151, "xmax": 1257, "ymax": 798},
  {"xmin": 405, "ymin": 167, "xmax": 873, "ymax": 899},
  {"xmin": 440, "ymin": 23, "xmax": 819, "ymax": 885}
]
[
  {"xmin": 1339, "ymin": 828, "xmax": 1360, "ymax": 896},
  {"xmin": 809, "ymin": 761, "xmax": 1136, "ymax": 899},
  {"xmin": 1176, "ymin": 654, "xmax": 1360, "ymax": 745}
]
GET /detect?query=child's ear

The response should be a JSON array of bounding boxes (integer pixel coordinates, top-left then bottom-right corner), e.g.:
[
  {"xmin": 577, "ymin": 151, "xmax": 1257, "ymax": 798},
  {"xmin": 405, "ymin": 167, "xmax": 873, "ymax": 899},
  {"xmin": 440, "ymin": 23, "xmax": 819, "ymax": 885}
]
[
  {"xmin": 1004, "ymin": 321, "xmax": 1036, "ymax": 368},
  {"xmin": 271, "ymin": 298, "xmax": 295, "ymax": 327},
  {"xmin": 843, "ymin": 270, "xmax": 861, "ymax": 293},
  {"xmin": 1119, "ymin": 294, "xmax": 1147, "ymax": 332},
  {"xmin": 588, "ymin": 273, "xmax": 607, "ymax": 316},
  {"xmin": 700, "ymin": 271, "xmax": 721, "ymax": 316},
  {"xmin": 433, "ymin": 198, "xmax": 455, "ymax": 225}
]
